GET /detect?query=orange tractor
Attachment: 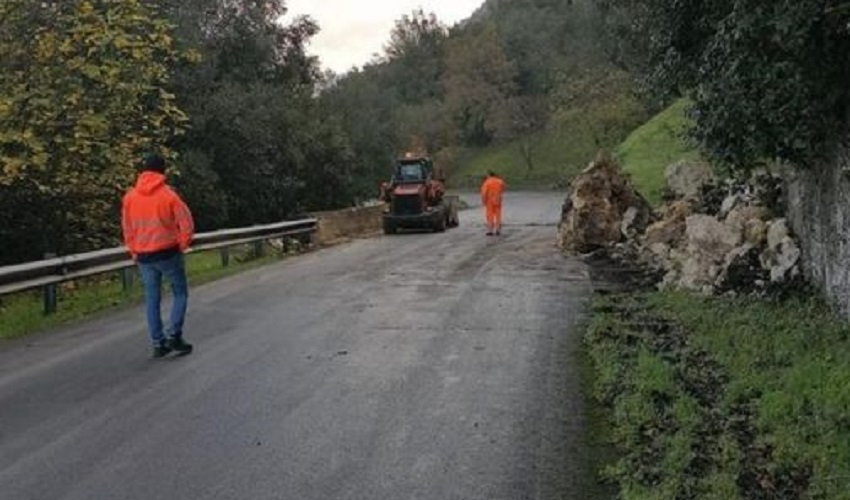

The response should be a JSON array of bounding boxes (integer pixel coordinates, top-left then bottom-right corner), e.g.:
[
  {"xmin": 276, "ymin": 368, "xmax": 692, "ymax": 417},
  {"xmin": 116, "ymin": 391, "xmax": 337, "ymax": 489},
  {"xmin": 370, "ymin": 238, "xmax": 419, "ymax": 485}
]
[{"xmin": 378, "ymin": 155, "xmax": 460, "ymax": 234}]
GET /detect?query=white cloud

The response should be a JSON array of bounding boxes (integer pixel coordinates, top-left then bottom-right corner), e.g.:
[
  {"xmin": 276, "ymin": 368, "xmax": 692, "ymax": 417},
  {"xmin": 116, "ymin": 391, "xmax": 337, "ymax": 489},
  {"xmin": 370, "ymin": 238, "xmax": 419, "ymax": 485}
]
[{"xmin": 284, "ymin": 0, "xmax": 484, "ymax": 73}]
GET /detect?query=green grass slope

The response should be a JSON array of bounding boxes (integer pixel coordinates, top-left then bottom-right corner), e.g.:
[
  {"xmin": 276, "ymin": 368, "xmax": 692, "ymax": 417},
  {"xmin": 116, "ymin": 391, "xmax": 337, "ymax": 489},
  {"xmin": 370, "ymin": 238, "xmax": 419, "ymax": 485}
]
[
  {"xmin": 449, "ymin": 80, "xmax": 647, "ymax": 190},
  {"xmin": 587, "ymin": 291, "xmax": 850, "ymax": 499},
  {"xmin": 449, "ymin": 120, "xmax": 599, "ymax": 189},
  {"xmin": 615, "ymin": 99, "xmax": 701, "ymax": 205}
]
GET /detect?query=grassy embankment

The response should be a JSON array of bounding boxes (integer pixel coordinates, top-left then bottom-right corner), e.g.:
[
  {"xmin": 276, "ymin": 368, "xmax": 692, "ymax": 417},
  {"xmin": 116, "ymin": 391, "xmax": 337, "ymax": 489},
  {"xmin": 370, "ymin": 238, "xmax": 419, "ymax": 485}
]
[
  {"xmin": 615, "ymin": 99, "xmax": 701, "ymax": 206},
  {"xmin": 583, "ymin": 100, "xmax": 850, "ymax": 499},
  {"xmin": 449, "ymin": 98, "xmax": 697, "ymax": 200},
  {"xmin": 586, "ymin": 292, "xmax": 850, "ymax": 499},
  {"xmin": 449, "ymin": 81, "xmax": 648, "ymax": 190},
  {"xmin": 449, "ymin": 116, "xmax": 604, "ymax": 189},
  {"xmin": 0, "ymin": 246, "xmax": 289, "ymax": 340}
]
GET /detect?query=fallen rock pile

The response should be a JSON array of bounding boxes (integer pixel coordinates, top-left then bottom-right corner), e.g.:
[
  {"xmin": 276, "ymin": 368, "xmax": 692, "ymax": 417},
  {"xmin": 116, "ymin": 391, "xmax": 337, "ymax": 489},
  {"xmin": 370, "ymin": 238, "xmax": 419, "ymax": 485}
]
[
  {"xmin": 558, "ymin": 153, "xmax": 652, "ymax": 253},
  {"xmin": 560, "ymin": 155, "xmax": 802, "ymax": 295}
]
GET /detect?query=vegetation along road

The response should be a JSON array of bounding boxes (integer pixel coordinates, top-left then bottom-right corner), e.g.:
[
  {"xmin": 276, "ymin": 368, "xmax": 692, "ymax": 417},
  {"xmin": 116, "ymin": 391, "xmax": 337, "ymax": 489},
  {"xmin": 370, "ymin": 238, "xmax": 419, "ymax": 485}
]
[{"xmin": 0, "ymin": 193, "xmax": 599, "ymax": 500}]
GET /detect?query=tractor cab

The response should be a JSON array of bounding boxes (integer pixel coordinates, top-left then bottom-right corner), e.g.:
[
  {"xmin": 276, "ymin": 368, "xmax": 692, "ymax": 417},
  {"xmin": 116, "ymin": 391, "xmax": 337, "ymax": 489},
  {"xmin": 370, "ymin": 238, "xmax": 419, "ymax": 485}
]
[{"xmin": 393, "ymin": 157, "xmax": 434, "ymax": 184}]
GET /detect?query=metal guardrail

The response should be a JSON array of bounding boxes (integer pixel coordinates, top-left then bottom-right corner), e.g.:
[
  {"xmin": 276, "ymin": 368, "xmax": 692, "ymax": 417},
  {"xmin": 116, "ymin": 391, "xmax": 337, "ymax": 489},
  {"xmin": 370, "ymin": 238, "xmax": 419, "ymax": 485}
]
[{"xmin": 0, "ymin": 218, "xmax": 318, "ymax": 313}]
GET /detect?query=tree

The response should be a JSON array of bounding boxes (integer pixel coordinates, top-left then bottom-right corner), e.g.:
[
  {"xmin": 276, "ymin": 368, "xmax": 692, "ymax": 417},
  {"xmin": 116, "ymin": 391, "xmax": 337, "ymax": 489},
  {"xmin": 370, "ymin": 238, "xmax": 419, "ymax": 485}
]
[
  {"xmin": 382, "ymin": 9, "xmax": 448, "ymax": 104},
  {"xmin": 442, "ymin": 23, "xmax": 518, "ymax": 146},
  {"xmin": 321, "ymin": 66, "xmax": 402, "ymax": 199},
  {"xmin": 505, "ymin": 96, "xmax": 548, "ymax": 172},
  {"xmin": 694, "ymin": 0, "xmax": 850, "ymax": 166},
  {"xmin": 598, "ymin": 0, "xmax": 730, "ymax": 103},
  {"xmin": 160, "ymin": 0, "xmax": 358, "ymax": 228},
  {"xmin": 601, "ymin": 0, "xmax": 850, "ymax": 168},
  {"xmin": 0, "ymin": 0, "xmax": 189, "ymax": 262},
  {"xmin": 321, "ymin": 0, "xmax": 643, "ymax": 187}
]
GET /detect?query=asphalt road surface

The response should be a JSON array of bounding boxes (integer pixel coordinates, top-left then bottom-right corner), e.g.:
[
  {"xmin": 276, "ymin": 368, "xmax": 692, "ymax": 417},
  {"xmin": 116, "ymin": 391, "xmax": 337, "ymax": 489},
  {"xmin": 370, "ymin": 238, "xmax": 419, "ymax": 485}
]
[{"xmin": 0, "ymin": 192, "xmax": 594, "ymax": 500}]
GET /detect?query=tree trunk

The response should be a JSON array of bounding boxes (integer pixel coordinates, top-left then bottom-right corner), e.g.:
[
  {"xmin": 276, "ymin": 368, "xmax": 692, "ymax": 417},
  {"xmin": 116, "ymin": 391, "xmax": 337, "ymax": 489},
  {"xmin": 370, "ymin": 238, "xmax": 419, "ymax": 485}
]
[{"xmin": 520, "ymin": 139, "xmax": 535, "ymax": 173}]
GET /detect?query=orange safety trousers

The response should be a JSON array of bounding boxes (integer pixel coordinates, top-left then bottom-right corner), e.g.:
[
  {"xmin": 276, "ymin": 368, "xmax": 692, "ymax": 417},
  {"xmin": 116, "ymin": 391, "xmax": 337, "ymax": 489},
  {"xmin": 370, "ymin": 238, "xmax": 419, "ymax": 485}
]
[{"xmin": 485, "ymin": 203, "xmax": 502, "ymax": 230}]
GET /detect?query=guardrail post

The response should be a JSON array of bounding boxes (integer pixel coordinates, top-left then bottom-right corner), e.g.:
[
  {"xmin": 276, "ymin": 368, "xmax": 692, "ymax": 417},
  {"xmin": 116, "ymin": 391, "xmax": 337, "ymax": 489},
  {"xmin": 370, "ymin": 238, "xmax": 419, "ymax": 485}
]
[
  {"xmin": 121, "ymin": 267, "xmax": 134, "ymax": 292},
  {"xmin": 220, "ymin": 248, "xmax": 230, "ymax": 267},
  {"xmin": 43, "ymin": 253, "xmax": 57, "ymax": 315},
  {"xmin": 253, "ymin": 240, "xmax": 264, "ymax": 259},
  {"xmin": 43, "ymin": 285, "xmax": 58, "ymax": 315},
  {"xmin": 300, "ymin": 231, "xmax": 313, "ymax": 249}
]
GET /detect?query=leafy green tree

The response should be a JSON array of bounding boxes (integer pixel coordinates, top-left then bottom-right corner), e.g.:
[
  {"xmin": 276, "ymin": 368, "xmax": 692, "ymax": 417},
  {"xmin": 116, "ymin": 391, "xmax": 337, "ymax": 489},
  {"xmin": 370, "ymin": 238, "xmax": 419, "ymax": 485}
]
[
  {"xmin": 322, "ymin": 10, "xmax": 456, "ymax": 194},
  {"xmin": 695, "ymin": 0, "xmax": 850, "ymax": 166},
  {"xmin": 382, "ymin": 9, "xmax": 448, "ymax": 104},
  {"xmin": 601, "ymin": 0, "xmax": 850, "ymax": 167},
  {"xmin": 504, "ymin": 96, "xmax": 549, "ymax": 172},
  {"xmin": 321, "ymin": 66, "xmax": 402, "ymax": 198},
  {"xmin": 161, "ymin": 0, "xmax": 357, "ymax": 227},
  {"xmin": 319, "ymin": 0, "xmax": 642, "ymax": 187},
  {"xmin": 442, "ymin": 23, "xmax": 518, "ymax": 146},
  {"xmin": 598, "ymin": 0, "xmax": 729, "ymax": 103},
  {"xmin": 0, "ymin": 0, "xmax": 189, "ymax": 263}
]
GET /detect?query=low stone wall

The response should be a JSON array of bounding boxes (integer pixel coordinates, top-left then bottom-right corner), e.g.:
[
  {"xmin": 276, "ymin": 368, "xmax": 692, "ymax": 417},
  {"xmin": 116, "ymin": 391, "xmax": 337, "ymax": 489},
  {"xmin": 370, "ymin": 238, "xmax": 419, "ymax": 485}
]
[
  {"xmin": 786, "ymin": 144, "xmax": 850, "ymax": 315},
  {"xmin": 311, "ymin": 205, "xmax": 386, "ymax": 245}
]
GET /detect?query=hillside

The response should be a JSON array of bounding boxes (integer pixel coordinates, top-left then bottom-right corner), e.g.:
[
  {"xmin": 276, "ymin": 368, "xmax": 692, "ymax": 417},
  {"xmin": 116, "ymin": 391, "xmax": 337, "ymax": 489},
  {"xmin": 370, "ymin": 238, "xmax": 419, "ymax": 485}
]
[
  {"xmin": 446, "ymin": 0, "xmax": 649, "ymax": 188},
  {"xmin": 450, "ymin": 85, "xmax": 647, "ymax": 188},
  {"xmin": 327, "ymin": 0, "xmax": 648, "ymax": 193},
  {"xmin": 615, "ymin": 99, "xmax": 701, "ymax": 205}
]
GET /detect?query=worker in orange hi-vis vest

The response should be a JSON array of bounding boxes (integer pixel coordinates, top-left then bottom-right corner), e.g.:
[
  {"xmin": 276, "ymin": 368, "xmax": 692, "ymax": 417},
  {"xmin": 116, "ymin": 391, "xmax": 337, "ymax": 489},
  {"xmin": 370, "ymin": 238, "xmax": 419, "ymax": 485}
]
[
  {"xmin": 122, "ymin": 153, "xmax": 195, "ymax": 359},
  {"xmin": 480, "ymin": 171, "xmax": 507, "ymax": 236}
]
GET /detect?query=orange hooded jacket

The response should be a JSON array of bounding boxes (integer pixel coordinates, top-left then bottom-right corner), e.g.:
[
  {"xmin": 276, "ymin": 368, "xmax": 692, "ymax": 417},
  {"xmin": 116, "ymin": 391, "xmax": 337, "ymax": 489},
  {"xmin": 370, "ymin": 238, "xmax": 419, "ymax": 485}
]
[
  {"xmin": 480, "ymin": 175, "xmax": 506, "ymax": 207},
  {"xmin": 122, "ymin": 172, "xmax": 194, "ymax": 257}
]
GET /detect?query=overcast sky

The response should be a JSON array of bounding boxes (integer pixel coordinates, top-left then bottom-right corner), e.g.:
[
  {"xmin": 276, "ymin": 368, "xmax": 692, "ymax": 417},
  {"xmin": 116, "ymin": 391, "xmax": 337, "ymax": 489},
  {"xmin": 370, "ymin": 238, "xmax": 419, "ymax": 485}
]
[{"xmin": 284, "ymin": 1, "xmax": 485, "ymax": 73}]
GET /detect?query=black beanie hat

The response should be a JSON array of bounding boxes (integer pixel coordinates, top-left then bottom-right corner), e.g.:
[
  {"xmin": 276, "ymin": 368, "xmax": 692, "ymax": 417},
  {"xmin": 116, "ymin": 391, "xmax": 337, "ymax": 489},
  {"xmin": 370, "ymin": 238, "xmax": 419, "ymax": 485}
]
[{"xmin": 142, "ymin": 153, "xmax": 166, "ymax": 173}]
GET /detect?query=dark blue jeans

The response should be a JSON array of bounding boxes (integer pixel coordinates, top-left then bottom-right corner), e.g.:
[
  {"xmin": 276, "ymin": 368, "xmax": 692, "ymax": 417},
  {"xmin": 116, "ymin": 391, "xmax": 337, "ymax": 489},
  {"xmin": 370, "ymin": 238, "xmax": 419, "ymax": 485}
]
[{"xmin": 138, "ymin": 253, "xmax": 188, "ymax": 346}]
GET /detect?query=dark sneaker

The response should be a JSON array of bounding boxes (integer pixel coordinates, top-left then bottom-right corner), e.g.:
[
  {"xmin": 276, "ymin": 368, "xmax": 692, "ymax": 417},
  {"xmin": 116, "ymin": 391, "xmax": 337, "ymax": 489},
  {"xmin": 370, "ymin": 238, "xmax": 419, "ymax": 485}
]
[
  {"xmin": 486, "ymin": 232, "xmax": 494, "ymax": 236},
  {"xmin": 152, "ymin": 342, "xmax": 172, "ymax": 359},
  {"xmin": 168, "ymin": 336, "xmax": 193, "ymax": 356}
]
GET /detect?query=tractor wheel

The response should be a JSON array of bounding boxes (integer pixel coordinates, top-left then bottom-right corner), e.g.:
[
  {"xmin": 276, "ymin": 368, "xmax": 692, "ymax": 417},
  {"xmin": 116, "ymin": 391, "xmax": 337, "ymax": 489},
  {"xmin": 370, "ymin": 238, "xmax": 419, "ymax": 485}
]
[
  {"xmin": 433, "ymin": 216, "xmax": 446, "ymax": 233},
  {"xmin": 383, "ymin": 220, "xmax": 396, "ymax": 235}
]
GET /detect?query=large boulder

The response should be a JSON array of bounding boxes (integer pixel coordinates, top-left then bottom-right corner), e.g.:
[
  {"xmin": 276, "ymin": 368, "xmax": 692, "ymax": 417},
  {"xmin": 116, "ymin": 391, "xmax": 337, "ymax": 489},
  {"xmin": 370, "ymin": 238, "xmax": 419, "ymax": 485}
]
[
  {"xmin": 761, "ymin": 219, "xmax": 801, "ymax": 283},
  {"xmin": 725, "ymin": 205, "xmax": 769, "ymax": 233},
  {"xmin": 725, "ymin": 205, "xmax": 770, "ymax": 247},
  {"xmin": 665, "ymin": 160, "xmax": 715, "ymax": 199},
  {"xmin": 643, "ymin": 200, "xmax": 693, "ymax": 247},
  {"xmin": 677, "ymin": 254, "xmax": 721, "ymax": 293},
  {"xmin": 659, "ymin": 214, "xmax": 801, "ymax": 294},
  {"xmin": 660, "ymin": 215, "xmax": 744, "ymax": 292},
  {"xmin": 686, "ymin": 214, "xmax": 743, "ymax": 260},
  {"xmin": 559, "ymin": 155, "xmax": 652, "ymax": 253}
]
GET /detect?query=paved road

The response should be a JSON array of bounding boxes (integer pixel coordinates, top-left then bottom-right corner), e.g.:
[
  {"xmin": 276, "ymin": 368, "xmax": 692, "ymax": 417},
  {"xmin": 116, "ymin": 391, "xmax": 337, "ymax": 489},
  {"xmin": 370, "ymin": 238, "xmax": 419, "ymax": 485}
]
[{"xmin": 0, "ymin": 192, "xmax": 593, "ymax": 500}]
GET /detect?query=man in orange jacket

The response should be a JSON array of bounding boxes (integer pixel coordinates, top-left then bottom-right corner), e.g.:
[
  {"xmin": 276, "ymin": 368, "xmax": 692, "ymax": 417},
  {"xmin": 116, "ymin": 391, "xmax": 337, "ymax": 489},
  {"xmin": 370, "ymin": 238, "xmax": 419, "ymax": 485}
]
[
  {"xmin": 122, "ymin": 153, "xmax": 195, "ymax": 358},
  {"xmin": 480, "ymin": 171, "xmax": 507, "ymax": 236}
]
